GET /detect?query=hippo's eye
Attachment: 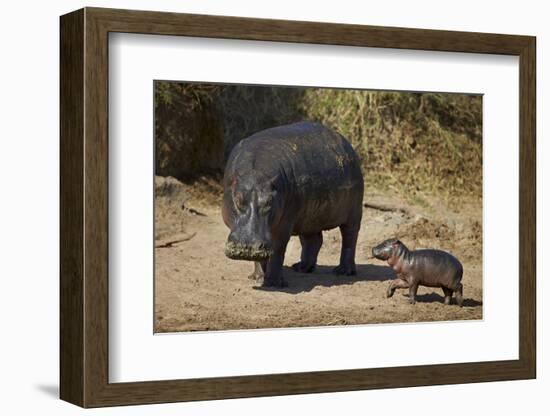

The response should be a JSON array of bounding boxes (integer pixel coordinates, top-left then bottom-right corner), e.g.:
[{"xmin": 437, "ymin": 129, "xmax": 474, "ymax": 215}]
[
  {"xmin": 234, "ymin": 192, "xmax": 246, "ymax": 211},
  {"xmin": 257, "ymin": 194, "xmax": 273, "ymax": 215},
  {"xmin": 258, "ymin": 194, "xmax": 273, "ymax": 211},
  {"xmin": 259, "ymin": 195, "xmax": 272, "ymax": 207}
]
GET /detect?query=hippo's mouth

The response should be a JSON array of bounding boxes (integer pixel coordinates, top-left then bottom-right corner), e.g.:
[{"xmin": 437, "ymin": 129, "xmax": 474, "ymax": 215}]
[{"xmin": 224, "ymin": 241, "xmax": 273, "ymax": 261}]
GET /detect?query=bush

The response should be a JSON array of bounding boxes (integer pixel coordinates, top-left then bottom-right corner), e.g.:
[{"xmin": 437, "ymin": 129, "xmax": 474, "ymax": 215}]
[
  {"xmin": 154, "ymin": 81, "xmax": 482, "ymax": 197},
  {"xmin": 154, "ymin": 82, "xmax": 224, "ymax": 179},
  {"xmin": 299, "ymin": 90, "xmax": 482, "ymax": 196}
]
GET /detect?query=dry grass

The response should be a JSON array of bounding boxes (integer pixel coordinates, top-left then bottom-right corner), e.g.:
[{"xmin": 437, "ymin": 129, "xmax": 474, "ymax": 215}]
[
  {"xmin": 299, "ymin": 89, "xmax": 482, "ymax": 198},
  {"xmin": 154, "ymin": 82, "xmax": 482, "ymax": 200}
]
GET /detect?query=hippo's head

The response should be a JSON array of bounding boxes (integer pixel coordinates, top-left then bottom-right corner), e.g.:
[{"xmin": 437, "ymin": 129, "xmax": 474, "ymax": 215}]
[
  {"xmin": 372, "ymin": 238, "xmax": 404, "ymax": 260},
  {"xmin": 224, "ymin": 173, "xmax": 282, "ymax": 261}
]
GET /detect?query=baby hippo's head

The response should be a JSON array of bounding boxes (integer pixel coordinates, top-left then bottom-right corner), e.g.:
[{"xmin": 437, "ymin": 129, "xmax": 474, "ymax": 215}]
[{"xmin": 372, "ymin": 238, "xmax": 405, "ymax": 260}]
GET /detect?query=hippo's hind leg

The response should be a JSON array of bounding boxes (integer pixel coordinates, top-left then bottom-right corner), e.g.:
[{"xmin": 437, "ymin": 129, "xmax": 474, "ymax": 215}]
[
  {"xmin": 442, "ymin": 287, "xmax": 453, "ymax": 305},
  {"xmin": 292, "ymin": 232, "xmax": 323, "ymax": 273},
  {"xmin": 454, "ymin": 283, "xmax": 464, "ymax": 307},
  {"xmin": 408, "ymin": 281, "xmax": 419, "ymax": 304},
  {"xmin": 248, "ymin": 261, "xmax": 266, "ymax": 282},
  {"xmin": 333, "ymin": 222, "xmax": 360, "ymax": 276}
]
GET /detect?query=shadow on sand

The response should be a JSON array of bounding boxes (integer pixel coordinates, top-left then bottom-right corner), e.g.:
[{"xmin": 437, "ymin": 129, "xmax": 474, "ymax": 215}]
[
  {"xmin": 413, "ymin": 292, "xmax": 483, "ymax": 307},
  {"xmin": 256, "ymin": 265, "xmax": 483, "ymax": 307},
  {"xmin": 256, "ymin": 263, "xmax": 396, "ymax": 294}
]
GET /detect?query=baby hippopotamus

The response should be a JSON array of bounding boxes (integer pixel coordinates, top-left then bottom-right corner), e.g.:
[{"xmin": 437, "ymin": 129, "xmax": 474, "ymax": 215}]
[{"xmin": 372, "ymin": 238, "xmax": 463, "ymax": 306}]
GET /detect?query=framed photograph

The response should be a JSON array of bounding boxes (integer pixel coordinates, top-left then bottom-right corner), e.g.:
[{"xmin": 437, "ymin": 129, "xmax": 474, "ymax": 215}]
[{"xmin": 60, "ymin": 7, "xmax": 536, "ymax": 408}]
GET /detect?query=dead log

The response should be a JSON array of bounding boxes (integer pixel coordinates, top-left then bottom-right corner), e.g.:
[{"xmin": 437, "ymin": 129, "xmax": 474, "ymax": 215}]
[
  {"xmin": 155, "ymin": 232, "xmax": 197, "ymax": 248},
  {"xmin": 363, "ymin": 201, "xmax": 411, "ymax": 215}
]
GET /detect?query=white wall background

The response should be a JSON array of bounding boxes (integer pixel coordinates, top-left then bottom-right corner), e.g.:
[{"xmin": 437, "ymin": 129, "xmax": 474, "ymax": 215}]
[{"xmin": 0, "ymin": 0, "xmax": 545, "ymax": 415}]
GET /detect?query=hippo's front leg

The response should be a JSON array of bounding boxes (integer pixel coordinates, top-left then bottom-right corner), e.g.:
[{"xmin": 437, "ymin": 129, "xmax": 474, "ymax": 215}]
[
  {"xmin": 248, "ymin": 261, "xmax": 266, "ymax": 281},
  {"xmin": 386, "ymin": 278, "xmax": 409, "ymax": 298},
  {"xmin": 261, "ymin": 250, "xmax": 287, "ymax": 287},
  {"xmin": 260, "ymin": 236, "xmax": 290, "ymax": 288}
]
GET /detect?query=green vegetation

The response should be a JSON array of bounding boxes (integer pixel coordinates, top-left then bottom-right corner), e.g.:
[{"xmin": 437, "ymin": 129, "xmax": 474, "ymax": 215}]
[{"xmin": 155, "ymin": 81, "xmax": 482, "ymax": 198}]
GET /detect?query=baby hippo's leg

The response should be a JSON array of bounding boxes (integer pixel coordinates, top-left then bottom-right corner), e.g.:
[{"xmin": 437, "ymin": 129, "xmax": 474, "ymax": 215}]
[
  {"xmin": 408, "ymin": 281, "xmax": 419, "ymax": 304},
  {"xmin": 386, "ymin": 278, "xmax": 409, "ymax": 298},
  {"xmin": 442, "ymin": 287, "xmax": 453, "ymax": 305},
  {"xmin": 455, "ymin": 283, "xmax": 464, "ymax": 307}
]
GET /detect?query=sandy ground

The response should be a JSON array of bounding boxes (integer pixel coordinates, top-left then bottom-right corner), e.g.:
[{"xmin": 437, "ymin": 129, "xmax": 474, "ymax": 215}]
[{"xmin": 154, "ymin": 176, "xmax": 482, "ymax": 332}]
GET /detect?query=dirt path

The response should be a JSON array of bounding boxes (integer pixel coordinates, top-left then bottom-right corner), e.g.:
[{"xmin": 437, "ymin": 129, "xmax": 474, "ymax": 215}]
[{"xmin": 154, "ymin": 177, "xmax": 482, "ymax": 332}]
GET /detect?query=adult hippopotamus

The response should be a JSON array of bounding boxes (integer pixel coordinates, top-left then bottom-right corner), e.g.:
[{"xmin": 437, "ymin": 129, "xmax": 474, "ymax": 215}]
[
  {"xmin": 222, "ymin": 121, "xmax": 364, "ymax": 287},
  {"xmin": 372, "ymin": 238, "xmax": 464, "ymax": 306}
]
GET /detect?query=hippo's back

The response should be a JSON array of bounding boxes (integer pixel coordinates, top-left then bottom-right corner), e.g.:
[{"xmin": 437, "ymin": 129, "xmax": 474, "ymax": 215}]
[
  {"xmin": 413, "ymin": 249, "xmax": 463, "ymax": 287},
  {"xmin": 229, "ymin": 121, "xmax": 362, "ymax": 185}
]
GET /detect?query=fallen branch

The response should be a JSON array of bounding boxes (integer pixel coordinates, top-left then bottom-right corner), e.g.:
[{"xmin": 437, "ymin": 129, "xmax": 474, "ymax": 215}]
[
  {"xmin": 181, "ymin": 203, "xmax": 207, "ymax": 217},
  {"xmin": 188, "ymin": 208, "xmax": 207, "ymax": 216},
  {"xmin": 363, "ymin": 201, "xmax": 410, "ymax": 215},
  {"xmin": 155, "ymin": 232, "xmax": 197, "ymax": 248}
]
